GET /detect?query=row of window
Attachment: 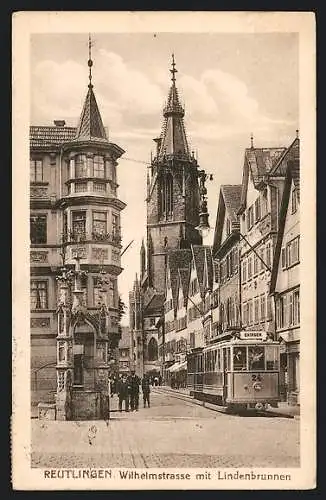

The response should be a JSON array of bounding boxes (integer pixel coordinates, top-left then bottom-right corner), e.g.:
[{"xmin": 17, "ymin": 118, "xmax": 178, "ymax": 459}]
[
  {"xmin": 220, "ymin": 297, "xmax": 240, "ymax": 329},
  {"xmin": 242, "ymin": 294, "xmax": 272, "ymax": 326},
  {"xmin": 275, "ymin": 289, "xmax": 300, "ymax": 329},
  {"xmin": 241, "ymin": 242, "xmax": 272, "ymax": 283},
  {"xmin": 281, "ymin": 236, "xmax": 300, "ymax": 269},
  {"xmin": 30, "ymin": 277, "xmax": 118, "ymax": 310},
  {"xmin": 30, "ymin": 211, "xmax": 120, "ymax": 245},
  {"xmin": 30, "ymin": 155, "xmax": 114, "ymax": 183},
  {"xmin": 219, "ymin": 248, "xmax": 239, "ymax": 283},
  {"xmin": 245, "ymin": 191, "xmax": 268, "ymax": 232}
]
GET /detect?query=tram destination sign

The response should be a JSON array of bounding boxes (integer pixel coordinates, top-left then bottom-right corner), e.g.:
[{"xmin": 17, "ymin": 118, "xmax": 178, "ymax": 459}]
[{"xmin": 239, "ymin": 331, "xmax": 267, "ymax": 341}]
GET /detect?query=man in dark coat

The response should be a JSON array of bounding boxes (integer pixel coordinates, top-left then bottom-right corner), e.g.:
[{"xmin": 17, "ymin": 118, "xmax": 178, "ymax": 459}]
[
  {"xmin": 117, "ymin": 374, "xmax": 129, "ymax": 412},
  {"xmin": 128, "ymin": 370, "xmax": 140, "ymax": 411},
  {"xmin": 141, "ymin": 375, "xmax": 151, "ymax": 408}
]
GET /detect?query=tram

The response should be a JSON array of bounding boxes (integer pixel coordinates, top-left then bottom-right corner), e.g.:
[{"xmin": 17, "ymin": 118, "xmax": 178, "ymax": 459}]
[{"xmin": 187, "ymin": 331, "xmax": 280, "ymax": 411}]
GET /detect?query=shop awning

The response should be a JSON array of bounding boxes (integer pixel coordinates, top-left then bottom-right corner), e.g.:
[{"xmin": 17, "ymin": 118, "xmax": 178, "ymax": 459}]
[{"xmin": 168, "ymin": 360, "xmax": 187, "ymax": 373}]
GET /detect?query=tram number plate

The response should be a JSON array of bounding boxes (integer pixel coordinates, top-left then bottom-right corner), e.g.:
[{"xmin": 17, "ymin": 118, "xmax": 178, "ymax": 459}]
[{"xmin": 251, "ymin": 374, "xmax": 263, "ymax": 382}]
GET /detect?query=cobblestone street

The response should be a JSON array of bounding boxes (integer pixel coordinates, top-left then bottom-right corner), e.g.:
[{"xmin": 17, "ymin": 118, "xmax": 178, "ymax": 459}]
[{"xmin": 32, "ymin": 389, "xmax": 300, "ymax": 468}]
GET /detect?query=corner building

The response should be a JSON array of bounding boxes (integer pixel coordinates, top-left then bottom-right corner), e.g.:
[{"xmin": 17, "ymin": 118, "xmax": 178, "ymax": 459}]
[{"xmin": 30, "ymin": 52, "xmax": 126, "ymax": 419}]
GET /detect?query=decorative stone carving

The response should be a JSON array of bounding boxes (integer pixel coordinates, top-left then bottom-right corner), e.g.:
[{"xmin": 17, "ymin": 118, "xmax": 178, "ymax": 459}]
[
  {"xmin": 92, "ymin": 247, "xmax": 108, "ymax": 261},
  {"xmin": 30, "ymin": 187, "xmax": 48, "ymax": 199},
  {"xmin": 57, "ymin": 371, "xmax": 65, "ymax": 391},
  {"xmin": 112, "ymin": 248, "xmax": 120, "ymax": 263},
  {"xmin": 71, "ymin": 246, "xmax": 87, "ymax": 259},
  {"xmin": 30, "ymin": 251, "xmax": 48, "ymax": 263},
  {"xmin": 31, "ymin": 317, "xmax": 50, "ymax": 328}
]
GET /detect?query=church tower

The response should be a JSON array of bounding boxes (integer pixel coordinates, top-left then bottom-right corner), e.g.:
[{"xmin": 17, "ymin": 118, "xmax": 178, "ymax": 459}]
[{"xmin": 146, "ymin": 55, "xmax": 202, "ymax": 293}]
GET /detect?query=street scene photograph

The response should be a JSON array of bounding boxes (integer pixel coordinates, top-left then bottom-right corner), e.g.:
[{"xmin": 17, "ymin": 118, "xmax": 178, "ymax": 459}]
[{"xmin": 12, "ymin": 13, "xmax": 316, "ymax": 488}]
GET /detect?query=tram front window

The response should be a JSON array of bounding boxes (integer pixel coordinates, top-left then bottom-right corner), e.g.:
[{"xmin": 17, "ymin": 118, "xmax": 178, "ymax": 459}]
[
  {"xmin": 265, "ymin": 345, "xmax": 279, "ymax": 370},
  {"xmin": 248, "ymin": 346, "xmax": 265, "ymax": 370},
  {"xmin": 233, "ymin": 347, "xmax": 247, "ymax": 371}
]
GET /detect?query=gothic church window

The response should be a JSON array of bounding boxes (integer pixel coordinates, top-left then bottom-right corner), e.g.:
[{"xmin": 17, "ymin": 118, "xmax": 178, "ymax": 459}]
[{"xmin": 159, "ymin": 173, "xmax": 173, "ymax": 218}]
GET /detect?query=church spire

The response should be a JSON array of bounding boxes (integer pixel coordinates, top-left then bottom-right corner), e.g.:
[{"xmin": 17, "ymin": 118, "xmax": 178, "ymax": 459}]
[
  {"xmin": 157, "ymin": 54, "xmax": 190, "ymax": 159},
  {"xmin": 74, "ymin": 35, "xmax": 108, "ymax": 143}
]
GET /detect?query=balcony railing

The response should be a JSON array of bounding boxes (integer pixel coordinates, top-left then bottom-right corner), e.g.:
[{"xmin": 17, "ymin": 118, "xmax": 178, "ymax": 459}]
[{"xmin": 62, "ymin": 230, "xmax": 122, "ymax": 246}]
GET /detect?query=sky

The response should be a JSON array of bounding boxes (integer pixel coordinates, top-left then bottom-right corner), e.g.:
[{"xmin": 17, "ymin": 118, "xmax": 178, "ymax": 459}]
[{"xmin": 30, "ymin": 32, "xmax": 299, "ymax": 324}]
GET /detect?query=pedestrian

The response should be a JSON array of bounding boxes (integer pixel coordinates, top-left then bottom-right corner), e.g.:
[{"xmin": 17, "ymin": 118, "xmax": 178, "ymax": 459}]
[
  {"xmin": 128, "ymin": 370, "xmax": 140, "ymax": 411},
  {"xmin": 158, "ymin": 375, "xmax": 162, "ymax": 386},
  {"xmin": 154, "ymin": 376, "xmax": 159, "ymax": 387},
  {"xmin": 117, "ymin": 374, "xmax": 129, "ymax": 412},
  {"xmin": 142, "ymin": 375, "xmax": 151, "ymax": 408}
]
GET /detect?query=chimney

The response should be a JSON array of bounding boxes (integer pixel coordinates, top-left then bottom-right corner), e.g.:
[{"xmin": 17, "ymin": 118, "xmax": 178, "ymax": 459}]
[{"xmin": 54, "ymin": 120, "xmax": 66, "ymax": 127}]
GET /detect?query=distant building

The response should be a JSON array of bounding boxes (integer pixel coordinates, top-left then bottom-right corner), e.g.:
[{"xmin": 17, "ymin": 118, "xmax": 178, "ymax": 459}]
[
  {"xmin": 129, "ymin": 55, "xmax": 210, "ymax": 377},
  {"xmin": 118, "ymin": 326, "xmax": 134, "ymax": 374},
  {"xmin": 270, "ymin": 153, "xmax": 300, "ymax": 404}
]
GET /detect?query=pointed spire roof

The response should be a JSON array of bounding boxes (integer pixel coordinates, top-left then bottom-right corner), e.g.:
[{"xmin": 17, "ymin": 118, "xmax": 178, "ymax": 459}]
[
  {"xmin": 74, "ymin": 35, "xmax": 108, "ymax": 143},
  {"xmin": 158, "ymin": 54, "xmax": 190, "ymax": 158}
]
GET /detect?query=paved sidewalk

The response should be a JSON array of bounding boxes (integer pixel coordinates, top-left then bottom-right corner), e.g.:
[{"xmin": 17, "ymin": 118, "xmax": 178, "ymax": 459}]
[{"xmin": 156, "ymin": 385, "xmax": 300, "ymax": 418}]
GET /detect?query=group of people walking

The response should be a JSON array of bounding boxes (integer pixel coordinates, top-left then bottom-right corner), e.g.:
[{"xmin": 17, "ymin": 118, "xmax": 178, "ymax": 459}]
[{"xmin": 109, "ymin": 371, "xmax": 154, "ymax": 412}]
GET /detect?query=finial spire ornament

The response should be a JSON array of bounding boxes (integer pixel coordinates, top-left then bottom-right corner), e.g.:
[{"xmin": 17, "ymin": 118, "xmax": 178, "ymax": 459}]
[
  {"xmin": 88, "ymin": 33, "xmax": 93, "ymax": 89},
  {"xmin": 170, "ymin": 53, "xmax": 177, "ymax": 84},
  {"xmin": 250, "ymin": 132, "xmax": 254, "ymax": 149},
  {"xmin": 296, "ymin": 129, "xmax": 299, "ymax": 139}
]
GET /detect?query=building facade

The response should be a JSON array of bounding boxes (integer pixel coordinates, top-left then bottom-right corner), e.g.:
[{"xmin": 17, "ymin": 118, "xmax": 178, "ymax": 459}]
[
  {"xmin": 270, "ymin": 155, "xmax": 300, "ymax": 404},
  {"xmin": 30, "ymin": 49, "xmax": 126, "ymax": 419},
  {"xmin": 212, "ymin": 185, "xmax": 242, "ymax": 341}
]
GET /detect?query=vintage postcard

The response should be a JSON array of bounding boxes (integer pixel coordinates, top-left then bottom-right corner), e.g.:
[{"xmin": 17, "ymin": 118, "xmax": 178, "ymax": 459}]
[{"xmin": 12, "ymin": 11, "xmax": 316, "ymax": 490}]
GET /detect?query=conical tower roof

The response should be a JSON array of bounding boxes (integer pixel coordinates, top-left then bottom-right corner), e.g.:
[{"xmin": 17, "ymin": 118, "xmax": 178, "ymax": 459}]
[
  {"xmin": 74, "ymin": 36, "xmax": 108, "ymax": 144},
  {"xmin": 158, "ymin": 55, "xmax": 190, "ymax": 158},
  {"xmin": 74, "ymin": 85, "xmax": 108, "ymax": 142}
]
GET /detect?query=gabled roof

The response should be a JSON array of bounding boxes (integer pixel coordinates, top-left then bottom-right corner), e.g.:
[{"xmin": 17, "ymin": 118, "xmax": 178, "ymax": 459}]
[
  {"xmin": 221, "ymin": 185, "xmax": 242, "ymax": 222},
  {"xmin": 270, "ymin": 157, "xmax": 300, "ymax": 293},
  {"xmin": 203, "ymin": 247, "xmax": 214, "ymax": 293},
  {"xmin": 212, "ymin": 185, "xmax": 242, "ymax": 255},
  {"xmin": 143, "ymin": 292, "xmax": 165, "ymax": 316},
  {"xmin": 74, "ymin": 85, "xmax": 108, "ymax": 143},
  {"xmin": 30, "ymin": 126, "xmax": 77, "ymax": 149},
  {"xmin": 270, "ymin": 137, "xmax": 300, "ymax": 177},
  {"xmin": 178, "ymin": 267, "xmax": 191, "ymax": 307},
  {"xmin": 167, "ymin": 249, "xmax": 192, "ymax": 312},
  {"xmin": 238, "ymin": 146, "xmax": 286, "ymax": 213},
  {"xmin": 191, "ymin": 245, "xmax": 211, "ymax": 297}
]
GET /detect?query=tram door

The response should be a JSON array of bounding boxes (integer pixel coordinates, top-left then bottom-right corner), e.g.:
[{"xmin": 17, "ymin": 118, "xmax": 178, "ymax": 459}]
[{"xmin": 222, "ymin": 348, "xmax": 229, "ymax": 403}]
